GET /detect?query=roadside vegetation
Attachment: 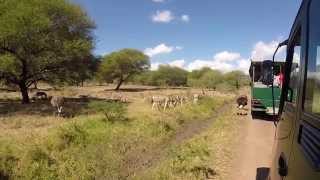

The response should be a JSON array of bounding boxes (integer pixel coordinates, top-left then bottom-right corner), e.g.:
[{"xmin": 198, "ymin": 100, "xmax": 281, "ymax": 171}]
[
  {"xmin": 140, "ymin": 108, "xmax": 241, "ymax": 180},
  {"xmin": 0, "ymin": 94, "xmax": 233, "ymax": 179}
]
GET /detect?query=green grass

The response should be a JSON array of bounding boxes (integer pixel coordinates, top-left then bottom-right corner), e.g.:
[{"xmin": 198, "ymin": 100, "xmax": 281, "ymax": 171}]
[
  {"xmin": 139, "ymin": 103, "xmax": 240, "ymax": 180},
  {"xmin": 0, "ymin": 96, "xmax": 231, "ymax": 179},
  {"xmin": 143, "ymin": 138, "xmax": 212, "ymax": 180}
]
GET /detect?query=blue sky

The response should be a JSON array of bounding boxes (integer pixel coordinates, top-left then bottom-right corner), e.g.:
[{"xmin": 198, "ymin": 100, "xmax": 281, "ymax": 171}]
[{"xmin": 72, "ymin": 0, "xmax": 302, "ymax": 72}]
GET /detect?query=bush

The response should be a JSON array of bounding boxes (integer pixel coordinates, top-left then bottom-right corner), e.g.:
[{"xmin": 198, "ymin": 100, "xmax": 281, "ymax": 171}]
[
  {"xmin": 56, "ymin": 123, "xmax": 88, "ymax": 150},
  {"xmin": 131, "ymin": 66, "xmax": 250, "ymax": 91},
  {"xmin": 130, "ymin": 65, "xmax": 188, "ymax": 86},
  {"xmin": 0, "ymin": 145, "xmax": 18, "ymax": 179},
  {"xmin": 170, "ymin": 140, "xmax": 211, "ymax": 177},
  {"xmin": 149, "ymin": 138, "xmax": 214, "ymax": 179},
  {"xmin": 188, "ymin": 68, "xmax": 250, "ymax": 91},
  {"xmin": 87, "ymin": 101, "xmax": 127, "ymax": 122},
  {"xmin": 152, "ymin": 65, "xmax": 188, "ymax": 86},
  {"xmin": 21, "ymin": 147, "xmax": 58, "ymax": 179}
]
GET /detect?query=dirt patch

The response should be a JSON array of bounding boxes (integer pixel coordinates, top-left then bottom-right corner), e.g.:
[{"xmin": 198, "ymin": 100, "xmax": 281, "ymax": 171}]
[{"xmin": 228, "ymin": 99, "xmax": 275, "ymax": 180}]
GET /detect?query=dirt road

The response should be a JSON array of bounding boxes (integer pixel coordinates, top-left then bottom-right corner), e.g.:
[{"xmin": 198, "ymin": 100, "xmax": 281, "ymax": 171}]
[{"xmin": 230, "ymin": 112, "xmax": 275, "ymax": 180}]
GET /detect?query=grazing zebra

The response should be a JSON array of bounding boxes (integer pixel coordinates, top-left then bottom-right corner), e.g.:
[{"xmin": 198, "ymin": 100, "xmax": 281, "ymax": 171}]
[
  {"xmin": 151, "ymin": 95, "xmax": 169, "ymax": 110},
  {"xmin": 193, "ymin": 94, "xmax": 200, "ymax": 104}
]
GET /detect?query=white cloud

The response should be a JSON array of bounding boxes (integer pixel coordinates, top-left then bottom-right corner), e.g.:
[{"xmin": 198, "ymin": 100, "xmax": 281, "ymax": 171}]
[
  {"xmin": 187, "ymin": 60, "xmax": 214, "ymax": 71},
  {"xmin": 187, "ymin": 51, "xmax": 248, "ymax": 73},
  {"xmin": 144, "ymin": 43, "xmax": 182, "ymax": 57},
  {"xmin": 152, "ymin": 10, "xmax": 174, "ymax": 23},
  {"xmin": 187, "ymin": 59, "xmax": 235, "ymax": 72},
  {"xmin": 152, "ymin": 0, "xmax": 165, "ymax": 3},
  {"xmin": 214, "ymin": 51, "xmax": 241, "ymax": 62},
  {"xmin": 181, "ymin": 15, "xmax": 190, "ymax": 22},
  {"xmin": 149, "ymin": 40, "xmax": 287, "ymax": 74},
  {"xmin": 185, "ymin": 40, "xmax": 285, "ymax": 73},
  {"xmin": 238, "ymin": 59, "xmax": 251, "ymax": 74},
  {"xmin": 169, "ymin": 59, "xmax": 185, "ymax": 68},
  {"xmin": 151, "ymin": 62, "xmax": 161, "ymax": 71},
  {"xmin": 150, "ymin": 59, "xmax": 186, "ymax": 71},
  {"xmin": 251, "ymin": 40, "xmax": 286, "ymax": 61}
]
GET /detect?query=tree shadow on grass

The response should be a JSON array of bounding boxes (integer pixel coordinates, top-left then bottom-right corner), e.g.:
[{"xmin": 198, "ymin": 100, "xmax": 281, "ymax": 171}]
[
  {"xmin": 103, "ymin": 86, "xmax": 189, "ymax": 92},
  {"xmin": 0, "ymin": 173, "xmax": 9, "ymax": 180},
  {"xmin": 0, "ymin": 97, "xmax": 109, "ymax": 117},
  {"xmin": 0, "ymin": 88, "xmax": 17, "ymax": 92}
]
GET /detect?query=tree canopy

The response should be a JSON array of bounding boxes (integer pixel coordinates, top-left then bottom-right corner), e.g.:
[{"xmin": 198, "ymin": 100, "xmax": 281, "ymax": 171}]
[
  {"xmin": 0, "ymin": 0, "xmax": 95, "ymax": 103},
  {"xmin": 187, "ymin": 68, "xmax": 222, "ymax": 88},
  {"xmin": 151, "ymin": 65, "xmax": 188, "ymax": 86},
  {"xmin": 131, "ymin": 67, "xmax": 249, "ymax": 91},
  {"xmin": 97, "ymin": 49, "xmax": 150, "ymax": 90}
]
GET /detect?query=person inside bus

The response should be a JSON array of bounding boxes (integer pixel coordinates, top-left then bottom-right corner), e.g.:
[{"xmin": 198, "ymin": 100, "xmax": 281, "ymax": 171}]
[
  {"xmin": 274, "ymin": 71, "xmax": 284, "ymax": 87},
  {"xmin": 261, "ymin": 60, "xmax": 274, "ymax": 86},
  {"xmin": 279, "ymin": 71, "xmax": 284, "ymax": 87}
]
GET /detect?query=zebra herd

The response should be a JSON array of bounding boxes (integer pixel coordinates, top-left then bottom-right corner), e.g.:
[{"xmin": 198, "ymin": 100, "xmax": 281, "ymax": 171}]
[
  {"xmin": 150, "ymin": 93, "xmax": 202, "ymax": 110},
  {"xmin": 30, "ymin": 90, "xmax": 207, "ymax": 116}
]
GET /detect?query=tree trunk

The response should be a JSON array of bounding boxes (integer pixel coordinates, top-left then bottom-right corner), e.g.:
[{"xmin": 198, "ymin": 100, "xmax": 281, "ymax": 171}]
[
  {"xmin": 115, "ymin": 79, "xmax": 124, "ymax": 91},
  {"xmin": 19, "ymin": 82, "xmax": 30, "ymax": 104}
]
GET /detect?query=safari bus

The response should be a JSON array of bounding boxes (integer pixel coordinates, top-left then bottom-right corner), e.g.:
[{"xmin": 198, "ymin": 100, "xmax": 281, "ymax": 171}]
[
  {"xmin": 266, "ymin": 0, "xmax": 320, "ymax": 179},
  {"xmin": 249, "ymin": 60, "xmax": 285, "ymax": 115}
]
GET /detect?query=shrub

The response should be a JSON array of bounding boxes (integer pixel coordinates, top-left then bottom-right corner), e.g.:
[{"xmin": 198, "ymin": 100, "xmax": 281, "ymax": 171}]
[
  {"xmin": 0, "ymin": 145, "xmax": 18, "ymax": 179},
  {"xmin": 56, "ymin": 123, "xmax": 88, "ymax": 150},
  {"xmin": 188, "ymin": 68, "xmax": 222, "ymax": 89},
  {"xmin": 21, "ymin": 147, "xmax": 58, "ymax": 179},
  {"xmin": 170, "ymin": 140, "xmax": 211, "ymax": 176},
  {"xmin": 87, "ymin": 101, "xmax": 127, "ymax": 122},
  {"xmin": 149, "ymin": 138, "xmax": 214, "ymax": 179},
  {"xmin": 131, "ymin": 65, "xmax": 188, "ymax": 86}
]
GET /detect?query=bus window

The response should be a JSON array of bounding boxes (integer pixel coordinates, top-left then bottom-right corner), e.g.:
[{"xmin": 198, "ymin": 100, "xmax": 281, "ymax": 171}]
[
  {"xmin": 288, "ymin": 46, "xmax": 301, "ymax": 103},
  {"xmin": 287, "ymin": 31, "xmax": 301, "ymax": 103},
  {"xmin": 304, "ymin": 0, "xmax": 320, "ymax": 116}
]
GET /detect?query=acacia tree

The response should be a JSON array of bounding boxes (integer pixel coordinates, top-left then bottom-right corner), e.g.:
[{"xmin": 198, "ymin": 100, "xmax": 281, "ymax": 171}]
[
  {"xmin": 152, "ymin": 65, "xmax": 188, "ymax": 86},
  {"xmin": 64, "ymin": 55, "xmax": 100, "ymax": 86},
  {"xmin": 97, "ymin": 49, "xmax": 150, "ymax": 90},
  {"xmin": 199, "ymin": 70, "xmax": 222, "ymax": 90},
  {"xmin": 187, "ymin": 67, "xmax": 214, "ymax": 87},
  {"xmin": 0, "ymin": 0, "xmax": 95, "ymax": 103},
  {"xmin": 224, "ymin": 71, "xmax": 248, "ymax": 90}
]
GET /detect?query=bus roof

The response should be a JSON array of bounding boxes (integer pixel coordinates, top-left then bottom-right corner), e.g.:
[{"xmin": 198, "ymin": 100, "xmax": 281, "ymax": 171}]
[
  {"xmin": 249, "ymin": 60, "xmax": 286, "ymax": 77},
  {"xmin": 250, "ymin": 60, "xmax": 285, "ymax": 66}
]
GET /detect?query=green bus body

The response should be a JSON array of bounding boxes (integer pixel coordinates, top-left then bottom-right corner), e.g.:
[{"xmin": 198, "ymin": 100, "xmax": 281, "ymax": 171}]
[
  {"xmin": 249, "ymin": 60, "xmax": 285, "ymax": 115},
  {"xmin": 251, "ymin": 86, "xmax": 281, "ymax": 114}
]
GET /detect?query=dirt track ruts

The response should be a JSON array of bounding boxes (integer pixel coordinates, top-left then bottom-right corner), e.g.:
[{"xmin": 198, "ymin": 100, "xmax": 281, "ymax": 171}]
[
  {"xmin": 229, "ymin": 102, "xmax": 275, "ymax": 180},
  {"xmin": 122, "ymin": 101, "xmax": 232, "ymax": 178}
]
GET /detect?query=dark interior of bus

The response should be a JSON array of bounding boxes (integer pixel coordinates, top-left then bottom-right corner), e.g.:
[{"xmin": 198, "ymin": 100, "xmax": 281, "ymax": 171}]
[{"xmin": 249, "ymin": 61, "xmax": 285, "ymax": 86}]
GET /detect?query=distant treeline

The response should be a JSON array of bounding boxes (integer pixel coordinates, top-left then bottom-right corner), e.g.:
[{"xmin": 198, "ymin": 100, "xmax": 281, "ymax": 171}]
[{"xmin": 129, "ymin": 66, "xmax": 250, "ymax": 91}]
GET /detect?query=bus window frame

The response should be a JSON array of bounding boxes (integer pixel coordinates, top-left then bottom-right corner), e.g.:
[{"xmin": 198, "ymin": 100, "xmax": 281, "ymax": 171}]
[
  {"xmin": 287, "ymin": 28, "xmax": 302, "ymax": 106},
  {"xmin": 301, "ymin": 0, "xmax": 320, "ymax": 130}
]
